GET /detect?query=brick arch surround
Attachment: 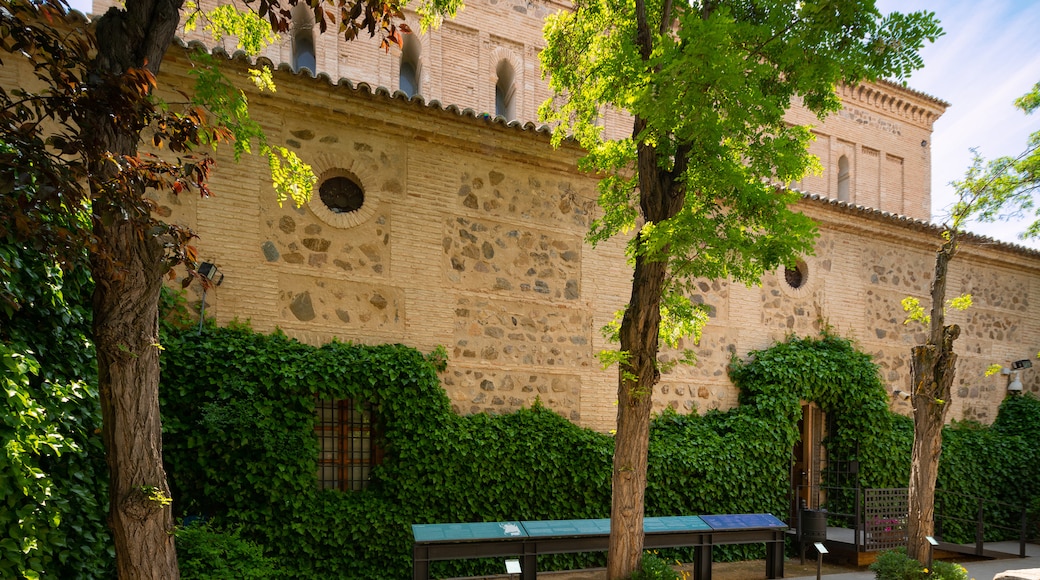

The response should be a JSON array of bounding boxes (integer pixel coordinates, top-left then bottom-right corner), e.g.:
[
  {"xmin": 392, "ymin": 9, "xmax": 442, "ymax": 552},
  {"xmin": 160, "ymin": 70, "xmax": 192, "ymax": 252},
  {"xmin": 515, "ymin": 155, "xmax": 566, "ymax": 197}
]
[{"xmin": 306, "ymin": 152, "xmax": 382, "ymax": 229}]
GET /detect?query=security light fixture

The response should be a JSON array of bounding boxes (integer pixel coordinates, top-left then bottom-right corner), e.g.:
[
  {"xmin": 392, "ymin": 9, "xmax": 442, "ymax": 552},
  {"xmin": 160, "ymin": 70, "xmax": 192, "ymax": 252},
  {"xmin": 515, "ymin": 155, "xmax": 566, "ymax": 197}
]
[
  {"xmin": 504, "ymin": 559, "xmax": 521, "ymax": 575},
  {"xmin": 196, "ymin": 262, "xmax": 224, "ymax": 334},
  {"xmin": 893, "ymin": 389, "xmax": 911, "ymax": 401},
  {"xmin": 198, "ymin": 262, "xmax": 224, "ymax": 286},
  {"xmin": 1008, "ymin": 374, "xmax": 1023, "ymax": 392},
  {"xmin": 1005, "ymin": 360, "xmax": 1031, "ymax": 393}
]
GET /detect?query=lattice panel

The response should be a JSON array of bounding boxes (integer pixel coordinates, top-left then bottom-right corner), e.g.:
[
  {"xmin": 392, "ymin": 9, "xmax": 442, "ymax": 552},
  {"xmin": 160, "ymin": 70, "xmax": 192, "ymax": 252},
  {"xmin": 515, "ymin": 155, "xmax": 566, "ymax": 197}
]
[{"xmin": 864, "ymin": 488, "xmax": 908, "ymax": 551}]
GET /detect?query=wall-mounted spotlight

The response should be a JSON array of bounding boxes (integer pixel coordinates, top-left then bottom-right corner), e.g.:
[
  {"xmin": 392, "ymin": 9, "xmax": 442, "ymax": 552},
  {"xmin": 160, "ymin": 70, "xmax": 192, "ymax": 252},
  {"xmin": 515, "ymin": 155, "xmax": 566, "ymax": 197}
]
[
  {"xmin": 893, "ymin": 389, "xmax": 911, "ymax": 401},
  {"xmin": 198, "ymin": 262, "xmax": 224, "ymax": 286}
]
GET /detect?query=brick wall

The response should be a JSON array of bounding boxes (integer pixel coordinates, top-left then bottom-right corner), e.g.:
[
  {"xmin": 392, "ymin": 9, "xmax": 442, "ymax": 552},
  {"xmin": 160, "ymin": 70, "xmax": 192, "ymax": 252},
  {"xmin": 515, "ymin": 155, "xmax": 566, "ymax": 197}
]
[{"xmin": 91, "ymin": 0, "xmax": 948, "ymax": 220}]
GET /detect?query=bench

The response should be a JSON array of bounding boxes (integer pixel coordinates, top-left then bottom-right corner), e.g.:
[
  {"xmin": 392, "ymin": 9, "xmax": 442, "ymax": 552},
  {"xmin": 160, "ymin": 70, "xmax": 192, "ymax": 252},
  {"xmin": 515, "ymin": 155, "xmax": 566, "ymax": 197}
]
[{"xmin": 412, "ymin": 513, "xmax": 787, "ymax": 580}]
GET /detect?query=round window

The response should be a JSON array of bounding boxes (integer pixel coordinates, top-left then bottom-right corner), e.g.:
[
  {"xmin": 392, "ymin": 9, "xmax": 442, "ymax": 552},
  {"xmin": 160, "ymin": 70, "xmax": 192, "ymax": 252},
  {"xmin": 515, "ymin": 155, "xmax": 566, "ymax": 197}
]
[
  {"xmin": 784, "ymin": 260, "xmax": 808, "ymax": 290},
  {"xmin": 319, "ymin": 176, "xmax": 364, "ymax": 214}
]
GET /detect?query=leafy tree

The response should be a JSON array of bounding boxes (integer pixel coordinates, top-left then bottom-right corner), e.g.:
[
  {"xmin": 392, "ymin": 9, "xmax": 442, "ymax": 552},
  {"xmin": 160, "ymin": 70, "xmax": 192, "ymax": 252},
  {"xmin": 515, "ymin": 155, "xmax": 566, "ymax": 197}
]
[
  {"xmin": 966, "ymin": 80, "xmax": 1040, "ymax": 239},
  {"xmin": 901, "ymin": 77, "xmax": 1039, "ymax": 563},
  {"xmin": 0, "ymin": 0, "xmax": 458, "ymax": 576},
  {"xmin": 540, "ymin": 0, "xmax": 941, "ymax": 576}
]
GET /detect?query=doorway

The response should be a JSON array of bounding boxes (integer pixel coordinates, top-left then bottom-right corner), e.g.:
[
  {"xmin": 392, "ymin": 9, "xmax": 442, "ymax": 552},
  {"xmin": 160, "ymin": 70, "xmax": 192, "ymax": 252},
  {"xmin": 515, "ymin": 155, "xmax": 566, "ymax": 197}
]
[{"xmin": 791, "ymin": 402, "xmax": 825, "ymax": 517}]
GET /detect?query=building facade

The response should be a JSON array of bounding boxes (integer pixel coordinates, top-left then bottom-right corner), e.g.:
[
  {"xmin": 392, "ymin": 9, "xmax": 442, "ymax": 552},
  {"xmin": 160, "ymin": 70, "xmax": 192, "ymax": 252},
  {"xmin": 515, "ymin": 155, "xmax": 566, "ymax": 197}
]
[{"xmin": 73, "ymin": 0, "xmax": 1040, "ymax": 433}]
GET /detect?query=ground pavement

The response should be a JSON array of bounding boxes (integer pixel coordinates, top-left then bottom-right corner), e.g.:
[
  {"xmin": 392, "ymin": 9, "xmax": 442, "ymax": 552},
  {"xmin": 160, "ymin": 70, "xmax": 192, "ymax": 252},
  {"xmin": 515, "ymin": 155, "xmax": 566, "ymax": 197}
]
[{"xmin": 786, "ymin": 541, "xmax": 1040, "ymax": 580}]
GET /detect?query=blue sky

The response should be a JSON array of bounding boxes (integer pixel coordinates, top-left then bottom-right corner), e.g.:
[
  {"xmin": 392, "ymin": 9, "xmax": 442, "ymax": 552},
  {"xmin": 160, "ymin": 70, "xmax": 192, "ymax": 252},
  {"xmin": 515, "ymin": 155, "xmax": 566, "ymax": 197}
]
[
  {"xmin": 66, "ymin": 0, "xmax": 1040, "ymax": 248},
  {"xmin": 875, "ymin": 0, "xmax": 1040, "ymax": 250}
]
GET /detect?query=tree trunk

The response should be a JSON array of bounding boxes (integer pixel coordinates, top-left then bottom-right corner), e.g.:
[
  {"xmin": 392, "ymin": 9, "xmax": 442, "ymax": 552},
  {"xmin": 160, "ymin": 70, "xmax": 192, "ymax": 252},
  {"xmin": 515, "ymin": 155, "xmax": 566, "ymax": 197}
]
[
  {"xmin": 92, "ymin": 207, "xmax": 179, "ymax": 579},
  {"xmin": 85, "ymin": 0, "xmax": 186, "ymax": 576},
  {"xmin": 906, "ymin": 330, "xmax": 958, "ymax": 563},
  {"xmin": 906, "ymin": 235, "xmax": 959, "ymax": 564},
  {"xmin": 606, "ymin": 113, "xmax": 686, "ymax": 578},
  {"xmin": 608, "ymin": 256, "xmax": 666, "ymax": 578}
]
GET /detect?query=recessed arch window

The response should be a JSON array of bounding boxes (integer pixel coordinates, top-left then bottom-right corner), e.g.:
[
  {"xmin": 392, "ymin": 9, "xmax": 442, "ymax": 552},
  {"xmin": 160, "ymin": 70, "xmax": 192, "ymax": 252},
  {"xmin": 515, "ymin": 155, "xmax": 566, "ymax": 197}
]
[
  {"xmin": 837, "ymin": 154, "xmax": 851, "ymax": 202},
  {"xmin": 398, "ymin": 34, "xmax": 421, "ymax": 97},
  {"xmin": 291, "ymin": 5, "xmax": 316, "ymax": 73},
  {"xmin": 495, "ymin": 59, "xmax": 516, "ymax": 120}
]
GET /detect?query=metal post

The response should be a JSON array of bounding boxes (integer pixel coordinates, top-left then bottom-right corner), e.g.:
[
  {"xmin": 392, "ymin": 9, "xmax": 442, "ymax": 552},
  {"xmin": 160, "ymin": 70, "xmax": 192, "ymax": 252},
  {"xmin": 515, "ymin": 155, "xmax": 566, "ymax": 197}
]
[
  {"xmin": 197, "ymin": 288, "xmax": 207, "ymax": 335},
  {"xmin": 975, "ymin": 498, "xmax": 985, "ymax": 556},
  {"xmin": 813, "ymin": 542, "xmax": 828, "ymax": 580},
  {"xmin": 854, "ymin": 487, "xmax": 861, "ymax": 550},
  {"xmin": 1020, "ymin": 507, "xmax": 1028, "ymax": 558}
]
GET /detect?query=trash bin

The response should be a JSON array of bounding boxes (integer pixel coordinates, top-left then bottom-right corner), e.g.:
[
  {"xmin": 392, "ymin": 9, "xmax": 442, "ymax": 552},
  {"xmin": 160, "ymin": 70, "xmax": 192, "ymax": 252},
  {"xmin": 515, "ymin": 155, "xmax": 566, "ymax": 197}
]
[{"xmin": 800, "ymin": 508, "xmax": 827, "ymax": 543}]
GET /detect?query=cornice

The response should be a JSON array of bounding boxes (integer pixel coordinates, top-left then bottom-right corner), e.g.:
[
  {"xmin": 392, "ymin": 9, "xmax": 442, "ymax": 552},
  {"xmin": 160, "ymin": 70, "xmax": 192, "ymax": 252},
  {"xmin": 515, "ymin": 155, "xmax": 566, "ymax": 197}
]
[
  {"xmin": 838, "ymin": 80, "xmax": 949, "ymax": 131},
  {"xmin": 796, "ymin": 192, "xmax": 1040, "ymax": 268}
]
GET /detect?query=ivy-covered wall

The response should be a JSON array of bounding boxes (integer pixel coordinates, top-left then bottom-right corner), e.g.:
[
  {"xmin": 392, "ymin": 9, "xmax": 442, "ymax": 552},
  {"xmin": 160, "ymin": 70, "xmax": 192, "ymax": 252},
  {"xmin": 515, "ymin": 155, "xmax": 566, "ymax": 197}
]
[{"xmin": 160, "ymin": 325, "xmax": 1037, "ymax": 578}]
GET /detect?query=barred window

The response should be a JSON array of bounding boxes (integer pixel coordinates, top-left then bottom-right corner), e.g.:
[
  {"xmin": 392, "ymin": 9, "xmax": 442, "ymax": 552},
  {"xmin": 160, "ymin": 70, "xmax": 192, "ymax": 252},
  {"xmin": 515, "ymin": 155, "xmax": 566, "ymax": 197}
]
[{"xmin": 316, "ymin": 399, "xmax": 382, "ymax": 491}]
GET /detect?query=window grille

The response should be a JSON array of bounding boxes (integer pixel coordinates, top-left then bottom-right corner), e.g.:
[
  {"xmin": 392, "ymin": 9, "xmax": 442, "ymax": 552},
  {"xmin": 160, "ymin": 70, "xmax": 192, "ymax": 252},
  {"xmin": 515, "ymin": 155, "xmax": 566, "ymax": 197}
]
[{"xmin": 316, "ymin": 398, "xmax": 381, "ymax": 491}]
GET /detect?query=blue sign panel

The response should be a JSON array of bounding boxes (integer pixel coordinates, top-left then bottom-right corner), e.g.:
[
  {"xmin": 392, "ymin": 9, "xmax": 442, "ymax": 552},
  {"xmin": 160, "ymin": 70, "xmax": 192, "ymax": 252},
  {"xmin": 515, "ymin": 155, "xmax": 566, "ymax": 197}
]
[
  {"xmin": 701, "ymin": 514, "xmax": 786, "ymax": 531},
  {"xmin": 644, "ymin": 516, "xmax": 711, "ymax": 533},
  {"xmin": 412, "ymin": 521, "xmax": 527, "ymax": 543},
  {"xmin": 522, "ymin": 519, "xmax": 611, "ymax": 537}
]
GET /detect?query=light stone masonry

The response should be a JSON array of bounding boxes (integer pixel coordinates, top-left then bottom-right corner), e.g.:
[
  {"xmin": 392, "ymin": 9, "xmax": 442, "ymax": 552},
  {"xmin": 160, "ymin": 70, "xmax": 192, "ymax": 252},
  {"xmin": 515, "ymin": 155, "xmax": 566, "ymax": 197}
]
[{"xmin": 64, "ymin": 0, "xmax": 1040, "ymax": 432}]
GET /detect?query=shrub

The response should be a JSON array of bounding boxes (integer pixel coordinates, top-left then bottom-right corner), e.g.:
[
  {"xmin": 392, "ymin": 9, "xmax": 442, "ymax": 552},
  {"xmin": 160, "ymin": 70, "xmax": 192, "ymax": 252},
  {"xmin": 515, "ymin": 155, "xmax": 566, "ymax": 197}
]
[
  {"xmin": 176, "ymin": 522, "xmax": 281, "ymax": 579},
  {"xmin": 629, "ymin": 552, "xmax": 689, "ymax": 580},
  {"xmin": 869, "ymin": 549, "xmax": 968, "ymax": 580}
]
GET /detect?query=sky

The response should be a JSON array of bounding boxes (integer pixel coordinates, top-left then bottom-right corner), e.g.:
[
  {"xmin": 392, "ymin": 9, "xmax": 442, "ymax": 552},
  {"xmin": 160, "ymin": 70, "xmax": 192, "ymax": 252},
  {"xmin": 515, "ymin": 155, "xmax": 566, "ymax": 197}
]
[
  {"xmin": 874, "ymin": 0, "xmax": 1040, "ymax": 250},
  {"xmin": 66, "ymin": 0, "xmax": 1040, "ymax": 249}
]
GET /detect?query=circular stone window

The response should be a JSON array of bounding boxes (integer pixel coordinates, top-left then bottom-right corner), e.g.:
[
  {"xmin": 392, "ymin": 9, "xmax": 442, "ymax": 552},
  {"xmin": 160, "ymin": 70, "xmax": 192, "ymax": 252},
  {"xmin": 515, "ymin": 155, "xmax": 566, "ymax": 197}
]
[
  {"xmin": 319, "ymin": 175, "xmax": 365, "ymax": 214},
  {"xmin": 784, "ymin": 260, "xmax": 809, "ymax": 290}
]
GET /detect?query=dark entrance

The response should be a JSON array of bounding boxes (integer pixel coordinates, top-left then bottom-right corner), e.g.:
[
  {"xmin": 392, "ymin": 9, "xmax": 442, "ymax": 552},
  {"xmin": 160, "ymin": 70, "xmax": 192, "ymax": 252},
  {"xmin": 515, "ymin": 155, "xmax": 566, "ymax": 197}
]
[{"xmin": 791, "ymin": 402, "xmax": 825, "ymax": 519}]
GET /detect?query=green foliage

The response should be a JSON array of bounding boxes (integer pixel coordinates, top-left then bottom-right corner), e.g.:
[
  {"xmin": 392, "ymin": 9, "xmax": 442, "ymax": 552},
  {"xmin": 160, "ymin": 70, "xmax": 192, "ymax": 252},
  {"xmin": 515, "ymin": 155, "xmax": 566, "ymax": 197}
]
[
  {"xmin": 870, "ymin": 549, "xmax": 927, "ymax": 580},
  {"xmin": 901, "ymin": 295, "xmax": 972, "ymax": 326},
  {"xmin": 869, "ymin": 549, "xmax": 968, "ymax": 580},
  {"xmin": 541, "ymin": 0, "xmax": 942, "ymax": 291},
  {"xmin": 0, "ymin": 225, "xmax": 111, "ymax": 578},
  {"xmin": 159, "ymin": 322, "xmax": 614, "ymax": 577},
  {"xmin": 185, "ymin": 49, "xmax": 316, "ymax": 208},
  {"xmin": 730, "ymin": 332, "xmax": 909, "ymax": 492},
  {"xmin": 953, "ymin": 78, "xmax": 1040, "ymax": 239},
  {"xmin": 158, "ymin": 318, "xmax": 1038, "ymax": 576},
  {"xmin": 629, "ymin": 551, "xmax": 688, "ymax": 580},
  {"xmin": 937, "ymin": 394, "xmax": 1040, "ymax": 543},
  {"xmin": 176, "ymin": 522, "xmax": 281, "ymax": 579},
  {"xmin": 185, "ymin": 2, "xmax": 279, "ymax": 55}
]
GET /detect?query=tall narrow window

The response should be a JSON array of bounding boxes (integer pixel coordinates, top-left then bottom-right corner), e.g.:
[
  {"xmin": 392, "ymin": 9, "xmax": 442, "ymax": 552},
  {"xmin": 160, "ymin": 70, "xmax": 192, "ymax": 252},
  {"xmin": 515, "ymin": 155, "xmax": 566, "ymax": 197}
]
[
  {"xmin": 316, "ymin": 398, "xmax": 382, "ymax": 491},
  {"xmin": 837, "ymin": 155, "xmax": 851, "ymax": 202},
  {"xmin": 398, "ymin": 34, "xmax": 421, "ymax": 97},
  {"xmin": 291, "ymin": 5, "xmax": 316, "ymax": 73},
  {"xmin": 495, "ymin": 59, "xmax": 516, "ymax": 120}
]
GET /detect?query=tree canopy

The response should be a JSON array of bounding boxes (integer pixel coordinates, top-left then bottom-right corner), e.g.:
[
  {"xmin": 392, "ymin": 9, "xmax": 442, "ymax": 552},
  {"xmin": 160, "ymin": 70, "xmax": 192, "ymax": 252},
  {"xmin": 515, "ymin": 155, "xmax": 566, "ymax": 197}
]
[
  {"xmin": 540, "ymin": 0, "xmax": 942, "ymax": 576},
  {"xmin": 954, "ymin": 79, "xmax": 1040, "ymax": 239}
]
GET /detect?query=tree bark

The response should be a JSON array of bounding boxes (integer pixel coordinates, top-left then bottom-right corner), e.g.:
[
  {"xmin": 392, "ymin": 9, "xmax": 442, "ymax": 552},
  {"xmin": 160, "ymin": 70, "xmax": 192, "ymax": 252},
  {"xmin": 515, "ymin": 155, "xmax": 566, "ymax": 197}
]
[
  {"xmin": 906, "ymin": 235, "xmax": 959, "ymax": 564},
  {"xmin": 85, "ymin": 0, "xmax": 186, "ymax": 576},
  {"xmin": 607, "ymin": 113, "xmax": 687, "ymax": 578},
  {"xmin": 92, "ymin": 208, "xmax": 179, "ymax": 579}
]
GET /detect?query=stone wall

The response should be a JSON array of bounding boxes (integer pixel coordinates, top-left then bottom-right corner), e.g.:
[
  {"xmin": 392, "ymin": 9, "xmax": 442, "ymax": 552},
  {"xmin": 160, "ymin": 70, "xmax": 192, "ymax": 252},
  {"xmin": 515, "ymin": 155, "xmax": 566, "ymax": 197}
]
[
  {"xmin": 19, "ymin": 12, "xmax": 1037, "ymax": 432},
  {"xmin": 135, "ymin": 46, "xmax": 1038, "ymax": 431}
]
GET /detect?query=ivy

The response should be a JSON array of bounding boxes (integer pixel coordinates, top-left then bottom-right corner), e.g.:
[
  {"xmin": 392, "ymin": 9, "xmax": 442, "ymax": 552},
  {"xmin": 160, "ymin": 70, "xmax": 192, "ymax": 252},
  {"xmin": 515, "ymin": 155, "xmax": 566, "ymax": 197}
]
[
  {"xmin": 158, "ymin": 318, "xmax": 1039, "ymax": 577},
  {"xmin": 0, "ymin": 234, "xmax": 111, "ymax": 578}
]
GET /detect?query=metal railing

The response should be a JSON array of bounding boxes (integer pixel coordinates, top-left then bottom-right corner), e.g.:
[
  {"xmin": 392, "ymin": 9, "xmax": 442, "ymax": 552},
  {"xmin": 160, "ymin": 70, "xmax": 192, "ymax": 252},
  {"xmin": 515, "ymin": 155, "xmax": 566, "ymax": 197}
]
[
  {"xmin": 935, "ymin": 489, "xmax": 1033, "ymax": 558},
  {"xmin": 793, "ymin": 484, "xmax": 1036, "ymax": 555}
]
